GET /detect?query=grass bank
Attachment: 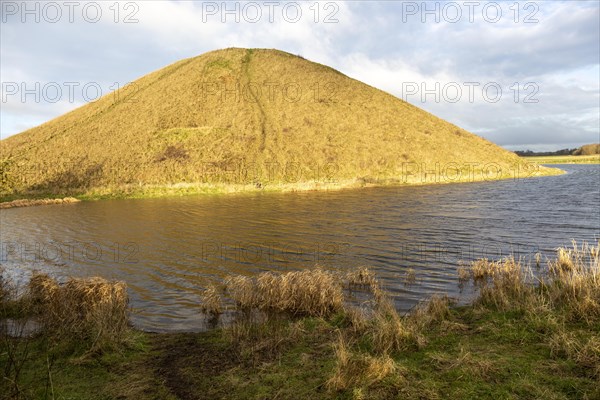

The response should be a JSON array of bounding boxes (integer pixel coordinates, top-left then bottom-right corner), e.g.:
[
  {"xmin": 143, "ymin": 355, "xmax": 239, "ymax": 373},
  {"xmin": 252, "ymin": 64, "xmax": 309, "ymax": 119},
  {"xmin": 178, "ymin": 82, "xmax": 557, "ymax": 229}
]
[
  {"xmin": 1, "ymin": 162, "xmax": 564, "ymax": 204},
  {"xmin": 2, "ymin": 241, "xmax": 598, "ymax": 399}
]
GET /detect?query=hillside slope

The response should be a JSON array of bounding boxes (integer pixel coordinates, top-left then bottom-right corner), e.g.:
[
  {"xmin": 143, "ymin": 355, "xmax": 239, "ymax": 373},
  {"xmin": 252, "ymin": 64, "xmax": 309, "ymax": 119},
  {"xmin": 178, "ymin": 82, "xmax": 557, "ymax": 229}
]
[{"xmin": 0, "ymin": 48, "xmax": 561, "ymax": 200}]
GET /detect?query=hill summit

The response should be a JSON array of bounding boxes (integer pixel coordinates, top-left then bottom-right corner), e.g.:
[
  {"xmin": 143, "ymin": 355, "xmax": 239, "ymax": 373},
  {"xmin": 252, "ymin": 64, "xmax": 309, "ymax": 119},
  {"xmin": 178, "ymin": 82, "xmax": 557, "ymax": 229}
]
[{"xmin": 0, "ymin": 48, "xmax": 560, "ymax": 200}]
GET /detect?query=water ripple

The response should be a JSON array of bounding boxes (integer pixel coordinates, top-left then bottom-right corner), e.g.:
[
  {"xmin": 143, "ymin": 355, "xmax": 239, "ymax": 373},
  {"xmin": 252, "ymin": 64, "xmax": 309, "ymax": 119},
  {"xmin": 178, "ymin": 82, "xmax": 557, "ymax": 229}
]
[{"xmin": 1, "ymin": 164, "xmax": 599, "ymax": 331}]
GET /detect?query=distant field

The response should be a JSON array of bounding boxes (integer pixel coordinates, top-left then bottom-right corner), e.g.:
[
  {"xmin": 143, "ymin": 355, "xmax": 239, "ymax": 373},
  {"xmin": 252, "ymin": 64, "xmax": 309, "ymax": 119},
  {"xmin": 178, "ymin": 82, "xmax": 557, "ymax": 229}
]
[{"xmin": 523, "ymin": 154, "xmax": 600, "ymax": 164}]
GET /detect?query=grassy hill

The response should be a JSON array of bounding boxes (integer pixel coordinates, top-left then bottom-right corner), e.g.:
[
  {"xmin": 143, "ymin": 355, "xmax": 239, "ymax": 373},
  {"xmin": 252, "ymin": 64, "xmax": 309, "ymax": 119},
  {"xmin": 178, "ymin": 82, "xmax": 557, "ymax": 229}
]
[{"xmin": 0, "ymin": 48, "xmax": 562, "ymax": 201}]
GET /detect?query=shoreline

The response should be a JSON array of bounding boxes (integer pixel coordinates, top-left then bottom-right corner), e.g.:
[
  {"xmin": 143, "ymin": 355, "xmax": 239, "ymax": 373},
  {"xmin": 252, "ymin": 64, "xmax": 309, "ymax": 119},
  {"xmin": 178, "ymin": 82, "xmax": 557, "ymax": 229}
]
[
  {"xmin": 0, "ymin": 196, "xmax": 80, "ymax": 209},
  {"xmin": 0, "ymin": 164, "xmax": 565, "ymax": 207}
]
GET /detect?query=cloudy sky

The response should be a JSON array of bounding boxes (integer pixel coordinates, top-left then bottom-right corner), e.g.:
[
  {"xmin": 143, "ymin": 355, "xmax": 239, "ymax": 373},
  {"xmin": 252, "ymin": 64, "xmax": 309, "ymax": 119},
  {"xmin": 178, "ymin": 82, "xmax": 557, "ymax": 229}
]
[{"xmin": 1, "ymin": 0, "xmax": 599, "ymax": 151}]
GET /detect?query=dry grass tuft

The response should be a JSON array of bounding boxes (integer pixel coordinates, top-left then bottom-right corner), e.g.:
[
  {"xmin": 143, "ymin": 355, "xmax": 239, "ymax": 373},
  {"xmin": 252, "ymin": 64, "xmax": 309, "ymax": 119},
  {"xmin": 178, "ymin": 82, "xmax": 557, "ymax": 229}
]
[
  {"xmin": 403, "ymin": 269, "xmax": 417, "ymax": 286},
  {"xmin": 29, "ymin": 273, "xmax": 60, "ymax": 305},
  {"xmin": 549, "ymin": 331, "xmax": 600, "ymax": 379},
  {"xmin": 345, "ymin": 267, "xmax": 377, "ymax": 289},
  {"xmin": 364, "ymin": 353, "xmax": 398, "ymax": 383},
  {"xmin": 326, "ymin": 333, "xmax": 402, "ymax": 392},
  {"xmin": 223, "ymin": 275, "xmax": 256, "ymax": 310},
  {"xmin": 546, "ymin": 241, "xmax": 600, "ymax": 323},
  {"xmin": 459, "ymin": 241, "xmax": 600, "ymax": 322},
  {"xmin": 222, "ymin": 267, "xmax": 428, "ymax": 358},
  {"xmin": 410, "ymin": 294, "xmax": 452, "ymax": 328},
  {"xmin": 370, "ymin": 312, "xmax": 417, "ymax": 355},
  {"xmin": 224, "ymin": 268, "xmax": 344, "ymax": 317},
  {"xmin": 369, "ymin": 295, "xmax": 424, "ymax": 354},
  {"xmin": 427, "ymin": 347, "xmax": 498, "ymax": 380},
  {"xmin": 0, "ymin": 269, "xmax": 10, "ymax": 305},
  {"xmin": 200, "ymin": 284, "xmax": 222, "ymax": 317},
  {"xmin": 548, "ymin": 330, "xmax": 578, "ymax": 359},
  {"xmin": 554, "ymin": 247, "xmax": 575, "ymax": 273},
  {"xmin": 471, "ymin": 258, "xmax": 503, "ymax": 281},
  {"xmin": 457, "ymin": 266, "xmax": 470, "ymax": 284},
  {"xmin": 29, "ymin": 273, "xmax": 129, "ymax": 348},
  {"xmin": 425, "ymin": 294, "xmax": 452, "ymax": 322},
  {"xmin": 467, "ymin": 257, "xmax": 533, "ymax": 310},
  {"xmin": 576, "ymin": 337, "xmax": 600, "ymax": 379},
  {"xmin": 535, "ymin": 252, "xmax": 542, "ymax": 268},
  {"xmin": 326, "ymin": 334, "xmax": 355, "ymax": 391},
  {"xmin": 343, "ymin": 306, "xmax": 369, "ymax": 333},
  {"xmin": 225, "ymin": 314, "xmax": 307, "ymax": 359}
]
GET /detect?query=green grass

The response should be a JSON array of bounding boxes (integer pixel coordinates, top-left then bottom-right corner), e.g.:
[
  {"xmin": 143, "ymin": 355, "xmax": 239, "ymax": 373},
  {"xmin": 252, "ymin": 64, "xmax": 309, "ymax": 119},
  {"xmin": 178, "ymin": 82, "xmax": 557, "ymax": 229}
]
[
  {"xmin": 0, "ymin": 48, "xmax": 562, "ymax": 202},
  {"xmin": 2, "ymin": 305, "xmax": 597, "ymax": 400},
  {"xmin": 522, "ymin": 154, "xmax": 600, "ymax": 164},
  {"xmin": 0, "ymin": 331, "xmax": 174, "ymax": 400}
]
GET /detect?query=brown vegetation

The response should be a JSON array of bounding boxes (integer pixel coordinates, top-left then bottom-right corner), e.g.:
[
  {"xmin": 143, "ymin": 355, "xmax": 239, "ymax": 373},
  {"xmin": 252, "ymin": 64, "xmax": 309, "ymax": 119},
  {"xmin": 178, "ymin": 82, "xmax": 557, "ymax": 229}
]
[
  {"xmin": 461, "ymin": 242, "xmax": 599, "ymax": 323},
  {"xmin": 199, "ymin": 284, "xmax": 222, "ymax": 317},
  {"xmin": 326, "ymin": 333, "xmax": 401, "ymax": 391},
  {"xmin": 28, "ymin": 273, "xmax": 129, "ymax": 348},
  {"xmin": 0, "ymin": 197, "xmax": 79, "ymax": 209},
  {"xmin": 223, "ymin": 268, "xmax": 344, "ymax": 317}
]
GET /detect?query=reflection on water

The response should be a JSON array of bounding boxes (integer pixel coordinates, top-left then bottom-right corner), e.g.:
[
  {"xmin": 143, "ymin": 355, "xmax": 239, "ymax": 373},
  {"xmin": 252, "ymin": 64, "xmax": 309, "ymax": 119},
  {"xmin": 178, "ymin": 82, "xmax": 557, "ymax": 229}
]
[{"xmin": 1, "ymin": 164, "xmax": 599, "ymax": 331}]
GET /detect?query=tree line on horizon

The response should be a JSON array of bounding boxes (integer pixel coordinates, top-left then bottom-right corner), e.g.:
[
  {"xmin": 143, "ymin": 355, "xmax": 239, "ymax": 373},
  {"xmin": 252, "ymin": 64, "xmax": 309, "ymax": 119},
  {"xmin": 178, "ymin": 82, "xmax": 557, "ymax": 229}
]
[{"xmin": 515, "ymin": 143, "xmax": 600, "ymax": 157}]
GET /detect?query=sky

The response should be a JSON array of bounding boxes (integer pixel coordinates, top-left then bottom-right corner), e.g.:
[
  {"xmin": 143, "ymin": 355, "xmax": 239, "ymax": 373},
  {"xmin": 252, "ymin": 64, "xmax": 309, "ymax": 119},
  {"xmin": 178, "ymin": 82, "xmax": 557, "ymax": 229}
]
[{"xmin": 1, "ymin": 0, "xmax": 599, "ymax": 151}]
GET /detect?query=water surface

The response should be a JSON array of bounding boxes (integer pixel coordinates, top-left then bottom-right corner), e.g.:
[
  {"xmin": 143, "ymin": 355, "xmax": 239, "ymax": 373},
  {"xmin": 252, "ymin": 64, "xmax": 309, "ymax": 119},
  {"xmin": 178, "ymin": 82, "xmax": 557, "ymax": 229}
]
[{"xmin": 1, "ymin": 164, "xmax": 598, "ymax": 331}]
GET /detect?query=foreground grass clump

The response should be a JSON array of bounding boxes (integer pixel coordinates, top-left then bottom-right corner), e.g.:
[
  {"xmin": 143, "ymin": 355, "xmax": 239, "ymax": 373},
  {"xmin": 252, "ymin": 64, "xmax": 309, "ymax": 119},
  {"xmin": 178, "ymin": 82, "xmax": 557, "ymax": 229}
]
[
  {"xmin": 326, "ymin": 333, "xmax": 401, "ymax": 392},
  {"xmin": 463, "ymin": 241, "xmax": 599, "ymax": 323},
  {"xmin": 28, "ymin": 273, "xmax": 130, "ymax": 348},
  {"xmin": 223, "ymin": 268, "xmax": 345, "ymax": 317},
  {"xmin": 546, "ymin": 241, "xmax": 600, "ymax": 322},
  {"xmin": 1, "ymin": 273, "xmax": 132, "ymax": 399},
  {"xmin": 468, "ymin": 256, "xmax": 533, "ymax": 310},
  {"xmin": 1, "ymin": 242, "xmax": 599, "ymax": 399}
]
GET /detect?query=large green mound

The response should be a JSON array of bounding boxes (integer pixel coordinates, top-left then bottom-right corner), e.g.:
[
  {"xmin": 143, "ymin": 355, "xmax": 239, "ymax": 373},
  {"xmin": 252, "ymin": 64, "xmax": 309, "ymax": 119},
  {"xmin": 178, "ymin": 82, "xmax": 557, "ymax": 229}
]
[{"xmin": 0, "ymin": 48, "xmax": 561, "ymax": 200}]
